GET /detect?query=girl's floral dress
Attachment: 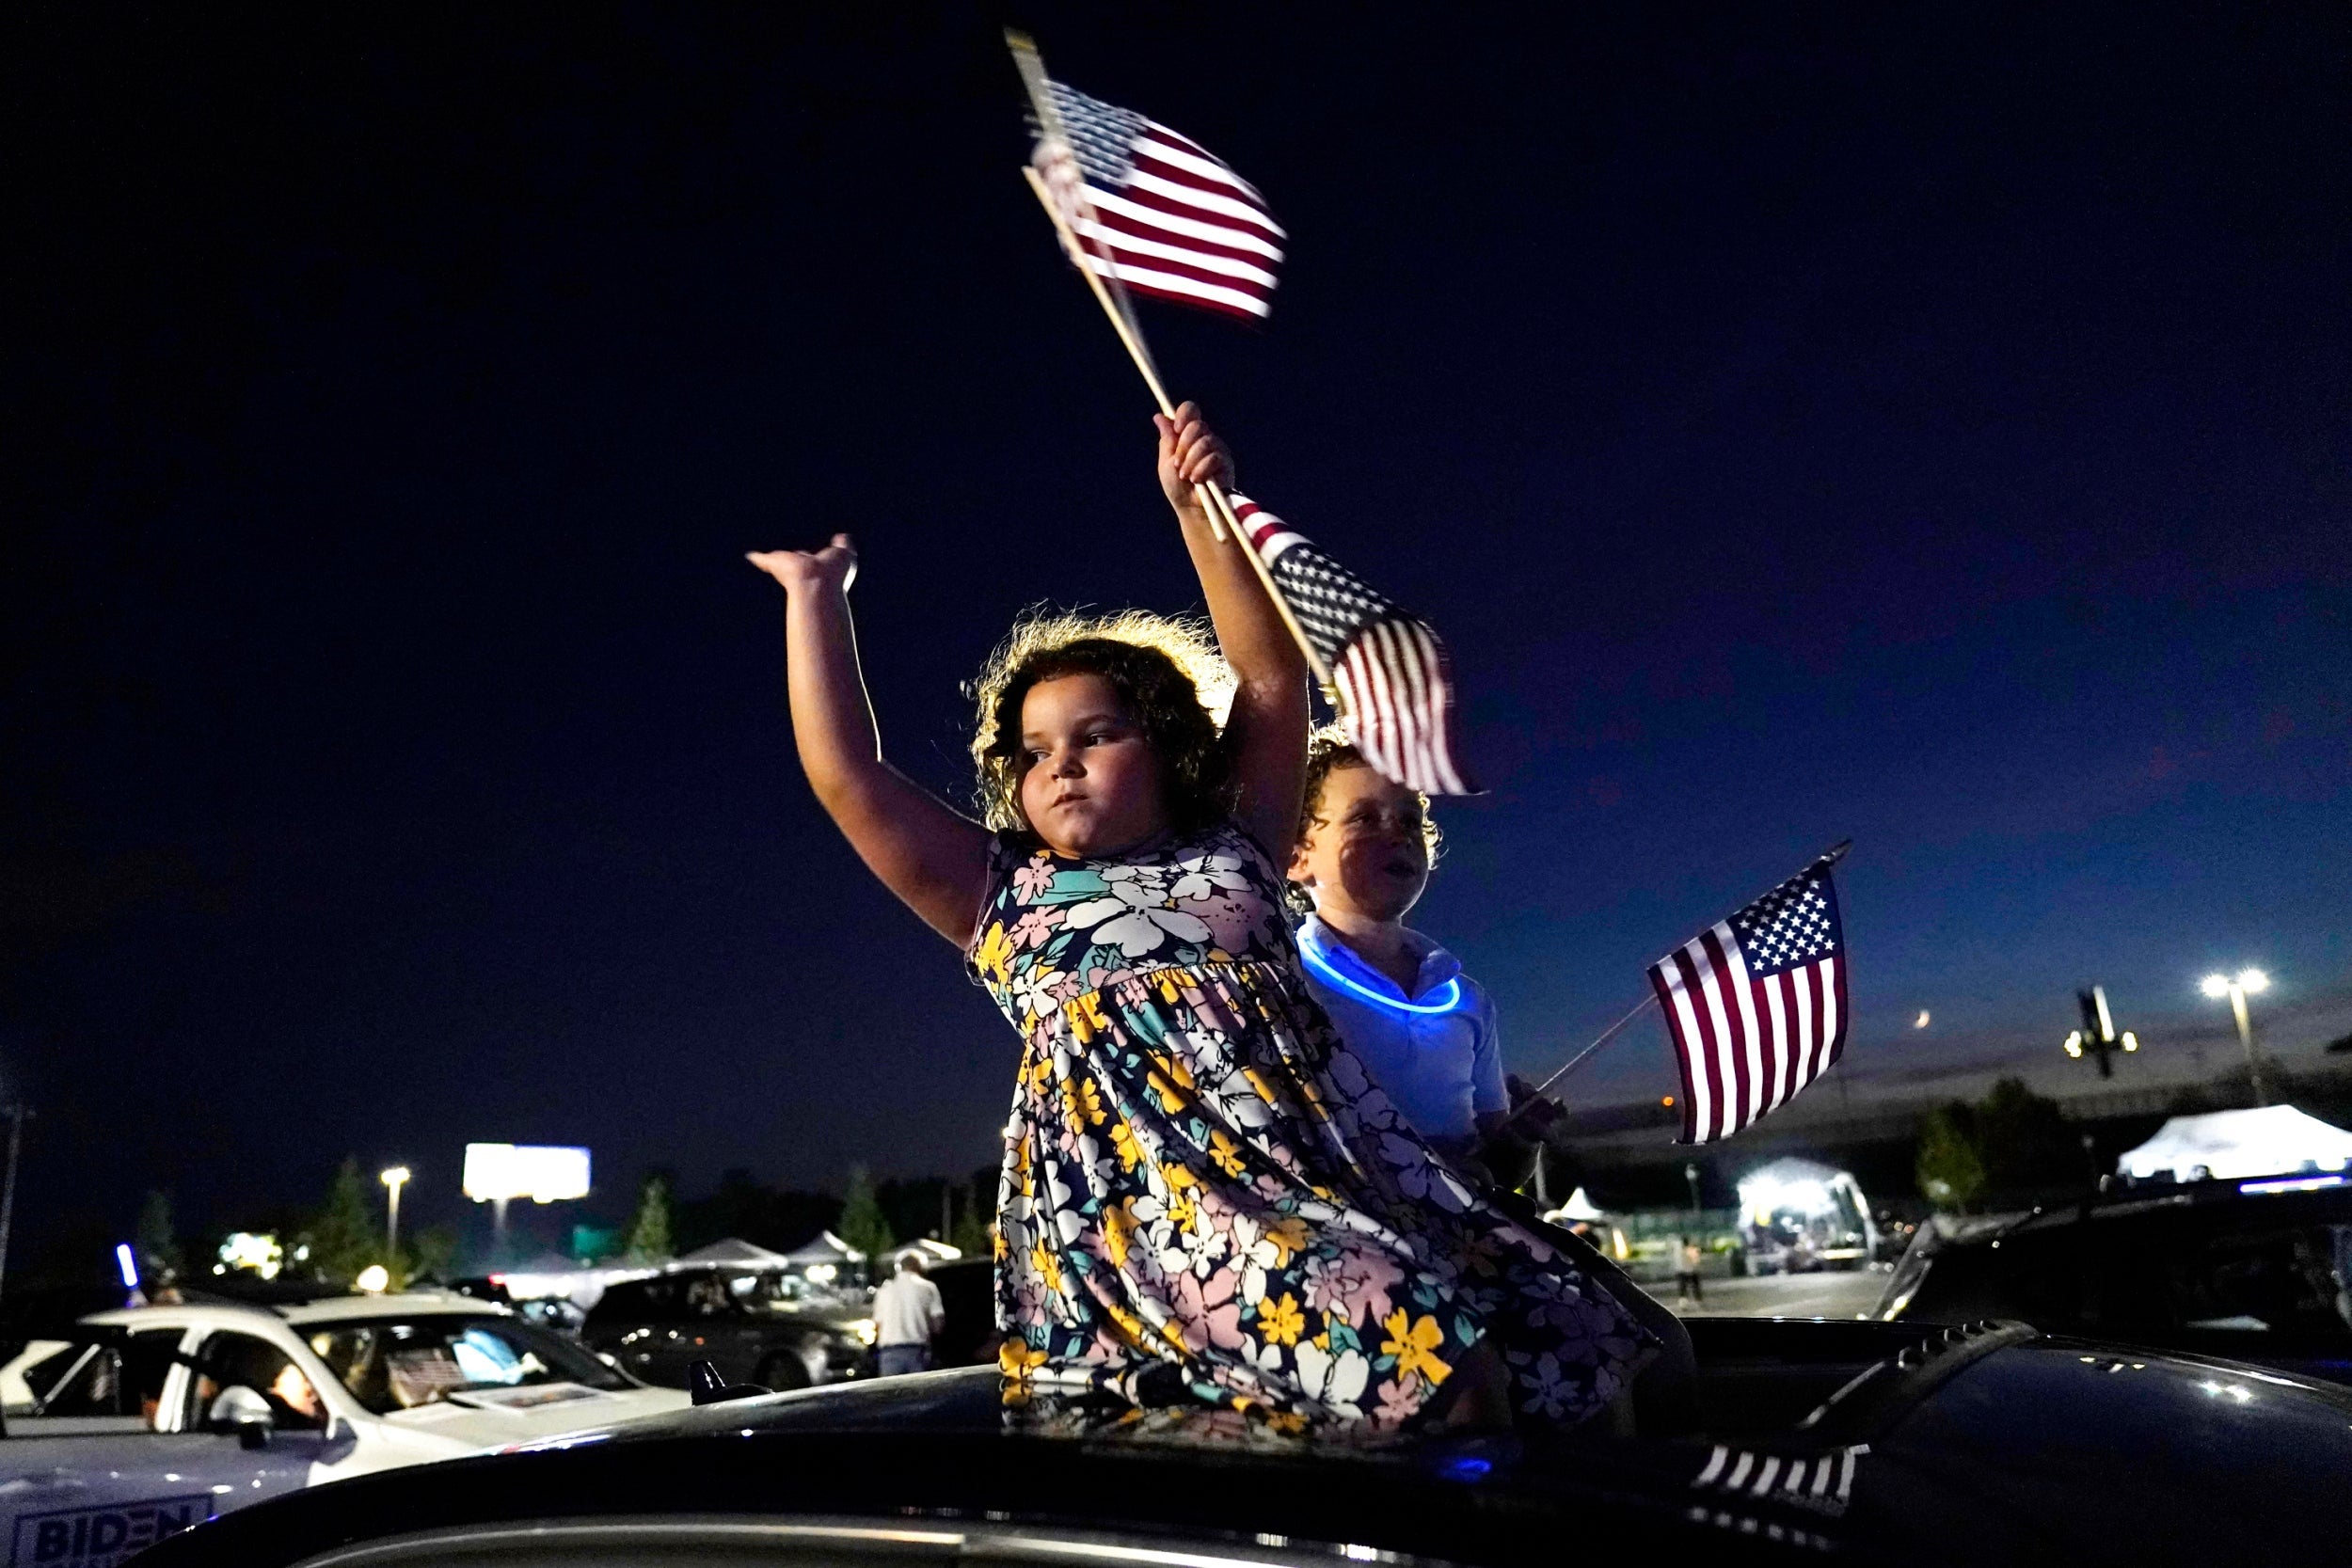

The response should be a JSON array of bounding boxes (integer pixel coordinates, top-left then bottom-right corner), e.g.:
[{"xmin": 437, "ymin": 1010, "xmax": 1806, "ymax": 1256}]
[{"xmin": 967, "ymin": 820, "xmax": 1654, "ymax": 1429}]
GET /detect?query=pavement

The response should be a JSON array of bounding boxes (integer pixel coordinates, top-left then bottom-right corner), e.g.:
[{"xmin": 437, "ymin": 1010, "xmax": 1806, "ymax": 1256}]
[{"xmin": 1656, "ymin": 1269, "xmax": 1890, "ymax": 1320}]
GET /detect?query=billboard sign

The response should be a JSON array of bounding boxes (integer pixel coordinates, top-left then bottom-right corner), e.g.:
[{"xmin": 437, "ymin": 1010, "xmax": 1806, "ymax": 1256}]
[{"xmin": 462, "ymin": 1143, "xmax": 591, "ymax": 1204}]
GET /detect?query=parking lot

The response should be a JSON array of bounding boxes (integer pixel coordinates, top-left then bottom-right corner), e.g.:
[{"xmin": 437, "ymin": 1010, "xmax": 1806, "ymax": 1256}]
[{"xmin": 1663, "ymin": 1269, "xmax": 1890, "ymax": 1321}]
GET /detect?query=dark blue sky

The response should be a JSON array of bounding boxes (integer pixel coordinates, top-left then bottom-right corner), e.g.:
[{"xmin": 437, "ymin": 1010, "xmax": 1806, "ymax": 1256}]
[{"xmin": 8, "ymin": 4, "xmax": 2347, "ymax": 1259}]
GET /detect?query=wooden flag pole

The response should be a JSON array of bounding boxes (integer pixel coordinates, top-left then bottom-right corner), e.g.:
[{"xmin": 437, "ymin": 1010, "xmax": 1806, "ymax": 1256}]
[{"xmin": 1018, "ymin": 163, "xmax": 1337, "ymax": 693}]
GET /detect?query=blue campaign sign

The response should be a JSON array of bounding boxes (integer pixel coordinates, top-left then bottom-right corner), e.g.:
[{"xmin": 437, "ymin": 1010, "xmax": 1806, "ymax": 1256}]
[{"xmin": 13, "ymin": 1495, "xmax": 215, "ymax": 1568}]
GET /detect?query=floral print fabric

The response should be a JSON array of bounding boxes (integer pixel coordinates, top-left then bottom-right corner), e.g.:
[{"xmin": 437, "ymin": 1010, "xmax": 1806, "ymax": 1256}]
[{"xmin": 968, "ymin": 820, "xmax": 1654, "ymax": 1428}]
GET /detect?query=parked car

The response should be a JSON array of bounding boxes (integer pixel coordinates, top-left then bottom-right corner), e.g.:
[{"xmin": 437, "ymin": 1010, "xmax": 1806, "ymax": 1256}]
[
  {"xmin": 923, "ymin": 1258, "xmax": 998, "ymax": 1367},
  {"xmin": 142, "ymin": 1316, "xmax": 2352, "ymax": 1568},
  {"xmin": 581, "ymin": 1266, "xmax": 875, "ymax": 1390},
  {"xmin": 1878, "ymin": 1179, "xmax": 2352, "ymax": 1385},
  {"xmin": 0, "ymin": 1291, "xmax": 687, "ymax": 1556}
]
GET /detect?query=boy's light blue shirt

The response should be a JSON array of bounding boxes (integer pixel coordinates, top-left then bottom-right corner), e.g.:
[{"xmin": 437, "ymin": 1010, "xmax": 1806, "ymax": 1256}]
[{"xmin": 1296, "ymin": 914, "xmax": 1507, "ymax": 1144}]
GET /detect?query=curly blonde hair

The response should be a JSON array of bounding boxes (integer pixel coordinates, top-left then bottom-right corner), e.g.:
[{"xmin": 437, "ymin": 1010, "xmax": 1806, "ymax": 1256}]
[
  {"xmin": 1297, "ymin": 724, "xmax": 1443, "ymax": 859},
  {"xmin": 968, "ymin": 609, "xmax": 1238, "ymax": 836}
]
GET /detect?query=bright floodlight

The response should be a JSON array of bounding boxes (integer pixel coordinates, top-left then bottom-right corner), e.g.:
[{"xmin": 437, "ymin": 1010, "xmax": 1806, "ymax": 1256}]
[
  {"xmin": 2201, "ymin": 974, "xmax": 2232, "ymax": 999},
  {"xmin": 380, "ymin": 1165, "xmax": 411, "ymax": 1189},
  {"xmin": 355, "ymin": 1263, "xmax": 391, "ymax": 1293},
  {"xmin": 2236, "ymin": 968, "xmax": 2270, "ymax": 994}
]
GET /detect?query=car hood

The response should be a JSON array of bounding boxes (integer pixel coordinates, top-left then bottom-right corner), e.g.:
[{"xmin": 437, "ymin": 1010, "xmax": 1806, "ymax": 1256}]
[{"xmin": 380, "ymin": 1382, "xmax": 690, "ymax": 1449}]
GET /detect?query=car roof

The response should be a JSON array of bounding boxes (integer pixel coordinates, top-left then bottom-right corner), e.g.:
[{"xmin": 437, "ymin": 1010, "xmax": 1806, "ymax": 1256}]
[
  {"xmin": 1943, "ymin": 1180, "xmax": 2352, "ymax": 1247},
  {"xmin": 276, "ymin": 1291, "xmax": 513, "ymax": 1325},
  {"xmin": 80, "ymin": 1291, "xmax": 511, "ymax": 1332}
]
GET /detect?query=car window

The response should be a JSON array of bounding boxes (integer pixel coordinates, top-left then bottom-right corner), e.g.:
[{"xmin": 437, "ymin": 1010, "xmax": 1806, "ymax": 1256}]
[
  {"xmin": 192, "ymin": 1330, "xmax": 328, "ymax": 1431},
  {"xmin": 681, "ymin": 1273, "xmax": 736, "ymax": 1319},
  {"xmin": 7, "ymin": 1327, "xmax": 182, "ymax": 1432},
  {"xmin": 2168, "ymin": 1223, "xmax": 2352, "ymax": 1338},
  {"xmin": 593, "ymin": 1277, "xmax": 677, "ymax": 1323},
  {"xmin": 307, "ymin": 1315, "xmax": 630, "ymax": 1415}
]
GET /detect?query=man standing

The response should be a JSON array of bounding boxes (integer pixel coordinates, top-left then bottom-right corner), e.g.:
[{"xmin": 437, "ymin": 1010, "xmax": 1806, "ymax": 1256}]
[
  {"xmin": 1675, "ymin": 1237, "xmax": 1706, "ymax": 1307},
  {"xmin": 870, "ymin": 1252, "xmax": 945, "ymax": 1376}
]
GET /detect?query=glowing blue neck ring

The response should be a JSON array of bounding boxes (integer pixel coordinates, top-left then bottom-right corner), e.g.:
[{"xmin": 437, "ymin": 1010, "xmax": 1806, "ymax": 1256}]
[{"xmin": 1300, "ymin": 940, "xmax": 1465, "ymax": 1015}]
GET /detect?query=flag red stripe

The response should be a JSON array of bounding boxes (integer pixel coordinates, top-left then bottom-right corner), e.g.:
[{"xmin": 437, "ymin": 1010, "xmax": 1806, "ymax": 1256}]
[
  {"xmin": 1116, "ymin": 276, "xmax": 1264, "ymax": 321},
  {"xmin": 1134, "ymin": 122, "xmax": 1272, "ymax": 205},
  {"xmin": 1698, "ymin": 929, "xmax": 1751, "ymax": 1135},
  {"xmin": 1674, "ymin": 944, "xmax": 1732, "ymax": 1142},
  {"xmin": 1827, "ymin": 955, "xmax": 1849, "ymax": 1069},
  {"xmin": 1804, "ymin": 960, "xmax": 1831, "ymax": 1085},
  {"xmin": 1772, "ymin": 971, "xmax": 1800, "ymax": 1108},
  {"xmin": 1081, "ymin": 241, "xmax": 1274, "ymax": 301},
  {"xmin": 1128, "ymin": 146, "xmax": 1279, "ymax": 226},
  {"xmin": 1652, "ymin": 963, "xmax": 1702, "ymax": 1143},
  {"xmin": 1088, "ymin": 202, "xmax": 1281, "ymax": 270},
  {"xmin": 1373, "ymin": 624, "xmax": 1427, "ymax": 791},
  {"xmin": 1137, "ymin": 118, "xmax": 1215, "ymax": 162}
]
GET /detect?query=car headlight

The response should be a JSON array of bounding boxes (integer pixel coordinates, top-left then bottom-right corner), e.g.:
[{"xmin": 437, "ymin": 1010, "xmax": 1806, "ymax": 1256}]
[{"xmin": 850, "ymin": 1318, "xmax": 878, "ymax": 1347}]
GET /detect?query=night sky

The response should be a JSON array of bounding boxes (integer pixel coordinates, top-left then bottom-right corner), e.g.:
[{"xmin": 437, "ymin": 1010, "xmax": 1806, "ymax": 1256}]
[{"xmin": 8, "ymin": 5, "xmax": 2348, "ymax": 1266}]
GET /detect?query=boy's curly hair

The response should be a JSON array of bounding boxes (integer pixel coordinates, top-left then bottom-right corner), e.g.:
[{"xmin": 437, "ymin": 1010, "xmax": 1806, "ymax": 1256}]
[
  {"xmin": 968, "ymin": 609, "xmax": 1238, "ymax": 837},
  {"xmin": 1297, "ymin": 725, "xmax": 1443, "ymax": 860}
]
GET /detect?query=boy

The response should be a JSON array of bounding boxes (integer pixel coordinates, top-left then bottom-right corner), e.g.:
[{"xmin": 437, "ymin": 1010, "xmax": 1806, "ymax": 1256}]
[{"xmin": 1287, "ymin": 732, "xmax": 1542, "ymax": 1182}]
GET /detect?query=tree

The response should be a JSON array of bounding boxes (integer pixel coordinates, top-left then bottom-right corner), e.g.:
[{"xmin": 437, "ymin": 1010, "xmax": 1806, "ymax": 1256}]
[
  {"xmin": 947, "ymin": 1165, "xmax": 996, "ymax": 1259},
  {"xmin": 1916, "ymin": 1104, "xmax": 1987, "ymax": 1212},
  {"xmin": 623, "ymin": 1174, "xmax": 674, "ymax": 1263},
  {"xmin": 408, "ymin": 1225, "xmax": 458, "ymax": 1285},
  {"xmin": 135, "ymin": 1189, "xmax": 183, "ymax": 1282},
  {"xmin": 837, "ymin": 1165, "xmax": 895, "ymax": 1261},
  {"xmin": 305, "ymin": 1157, "xmax": 382, "ymax": 1284},
  {"xmin": 1973, "ymin": 1077, "xmax": 2076, "ymax": 1191}
]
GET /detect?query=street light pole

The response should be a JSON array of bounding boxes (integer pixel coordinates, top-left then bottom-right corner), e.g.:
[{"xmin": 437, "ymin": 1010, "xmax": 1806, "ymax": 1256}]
[
  {"xmin": 0, "ymin": 1106, "xmax": 25, "ymax": 1305},
  {"xmin": 380, "ymin": 1166, "xmax": 411, "ymax": 1264},
  {"xmin": 2201, "ymin": 970, "xmax": 2274, "ymax": 1107}
]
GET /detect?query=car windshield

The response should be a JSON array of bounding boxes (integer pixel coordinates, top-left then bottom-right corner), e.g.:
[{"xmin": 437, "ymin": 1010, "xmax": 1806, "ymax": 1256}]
[
  {"xmin": 306, "ymin": 1314, "xmax": 630, "ymax": 1415},
  {"xmin": 731, "ymin": 1271, "xmax": 840, "ymax": 1311}
]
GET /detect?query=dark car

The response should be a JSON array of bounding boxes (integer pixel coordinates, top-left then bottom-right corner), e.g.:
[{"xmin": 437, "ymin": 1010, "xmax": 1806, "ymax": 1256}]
[
  {"xmin": 140, "ymin": 1316, "xmax": 2352, "ymax": 1568},
  {"xmin": 1878, "ymin": 1179, "xmax": 2352, "ymax": 1385},
  {"xmin": 923, "ymin": 1258, "xmax": 998, "ymax": 1368},
  {"xmin": 581, "ymin": 1268, "xmax": 875, "ymax": 1391}
]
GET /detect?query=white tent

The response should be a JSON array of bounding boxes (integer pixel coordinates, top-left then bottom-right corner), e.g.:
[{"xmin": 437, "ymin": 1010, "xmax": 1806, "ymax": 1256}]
[
  {"xmin": 1737, "ymin": 1156, "xmax": 1879, "ymax": 1263},
  {"xmin": 781, "ymin": 1230, "xmax": 866, "ymax": 1265},
  {"xmin": 1544, "ymin": 1186, "xmax": 1608, "ymax": 1223},
  {"xmin": 2118, "ymin": 1105, "xmax": 2352, "ymax": 1183},
  {"xmin": 675, "ymin": 1237, "xmax": 792, "ymax": 1267},
  {"xmin": 879, "ymin": 1238, "xmax": 963, "ymax": 1271}
]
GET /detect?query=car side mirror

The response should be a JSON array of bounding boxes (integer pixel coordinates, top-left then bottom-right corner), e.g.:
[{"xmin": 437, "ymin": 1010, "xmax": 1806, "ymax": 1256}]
[{"xmin": 207, "ymin": 1386, "xmax": 275, "ymax": 1449}]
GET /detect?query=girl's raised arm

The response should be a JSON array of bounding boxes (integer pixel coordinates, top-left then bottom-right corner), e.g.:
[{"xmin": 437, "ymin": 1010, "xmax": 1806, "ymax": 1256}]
[
  {"xmin": 1155, "ymin": 405, "xmax": 1311, "ymax": 860},
  {"xmin": 747, "ymin": 535, "xmax": 993, "ymax": 944}
]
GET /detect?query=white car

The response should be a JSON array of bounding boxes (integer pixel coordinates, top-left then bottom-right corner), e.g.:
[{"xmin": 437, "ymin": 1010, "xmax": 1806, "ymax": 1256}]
[{"xmin": 0, "ymin": 1291, "xmax": 689, "ymax": 1558}]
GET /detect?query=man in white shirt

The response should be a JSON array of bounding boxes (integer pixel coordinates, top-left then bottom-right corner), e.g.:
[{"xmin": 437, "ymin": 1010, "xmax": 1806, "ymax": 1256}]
[{"xmin": 870, "ymin": 1252, "xmax": 946, "ymax": 1376}]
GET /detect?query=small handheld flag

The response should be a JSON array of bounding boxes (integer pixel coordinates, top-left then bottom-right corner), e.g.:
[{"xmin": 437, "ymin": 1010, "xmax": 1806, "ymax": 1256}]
[
  {"xmin": 1649, "ymin": 844, "xmax": 1851, "ymax": 1143},
  {"xmin": 1005, "ymin": 33, "xmax": 1475, "ymax": 800},
  {"xmin": 1230, "ymin": 495, "xmax": 1478, "ymax": 797},
  {"xmin": 1026, "ymin": 79, "xmax": 1286, "ymax": 321}
]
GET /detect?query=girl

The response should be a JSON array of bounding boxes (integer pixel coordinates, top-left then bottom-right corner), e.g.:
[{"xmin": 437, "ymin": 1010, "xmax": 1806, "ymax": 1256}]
[{"xmin": 748, "ymin": 405, "xmax": 1653, "ymax": 1429}]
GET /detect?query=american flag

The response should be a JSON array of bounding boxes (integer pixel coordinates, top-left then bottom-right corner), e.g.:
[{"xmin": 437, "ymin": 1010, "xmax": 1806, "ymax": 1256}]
[
  {"xmin": 1228, "ymin": 494, "xmax": 1477, "ymax": 797},
  {"xmin": 1648, "ymin": 845, "xmax": 1851, "ymax": 1143},
  {"xmin": 1029, "ymin": 79, "xmax": 1285, "ymax": 320}
]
